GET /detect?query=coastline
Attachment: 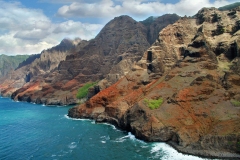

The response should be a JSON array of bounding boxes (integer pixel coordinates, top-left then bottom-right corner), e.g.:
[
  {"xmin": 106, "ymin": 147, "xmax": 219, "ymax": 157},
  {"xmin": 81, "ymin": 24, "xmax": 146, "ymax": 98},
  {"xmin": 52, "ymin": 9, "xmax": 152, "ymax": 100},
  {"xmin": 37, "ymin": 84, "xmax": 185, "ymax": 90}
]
[
  {"xmin": 2, "ymin": 81, "xmax": 240, "ymax": 159},
  {"xmin": 64, "ymin": 114, "xmax": 217, "ymax": 160},
  {"xmin": 67, "ymin": 106, "xmax": 240, "ymax": 159},
  {"xmin": 1, "ymin": 95, "xmax": 239, "ymax": 159}
]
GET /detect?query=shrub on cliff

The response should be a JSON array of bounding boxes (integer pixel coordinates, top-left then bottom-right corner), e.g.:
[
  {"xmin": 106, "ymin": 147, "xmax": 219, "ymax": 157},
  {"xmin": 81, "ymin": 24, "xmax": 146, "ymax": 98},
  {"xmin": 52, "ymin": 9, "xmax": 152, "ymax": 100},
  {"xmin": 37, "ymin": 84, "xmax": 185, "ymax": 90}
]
[
  {"xmin": 144, "ymin": 98, "xmax": 163, "ymax": 110},
  {"xmin": 231, "ymin": 100, "xmax": 240, "ymax": 107},
  {"xmin": 76, "ymin": 82, "xmax": 97, "ymax": 99}
]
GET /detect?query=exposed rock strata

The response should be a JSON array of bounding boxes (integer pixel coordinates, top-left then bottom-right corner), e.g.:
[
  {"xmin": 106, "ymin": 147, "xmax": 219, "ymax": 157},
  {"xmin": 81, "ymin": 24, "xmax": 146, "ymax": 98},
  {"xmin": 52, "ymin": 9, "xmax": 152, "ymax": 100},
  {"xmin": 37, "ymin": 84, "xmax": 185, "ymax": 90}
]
[
  {"xmin": 0, "ymin": 38, "xmax": 81, "ymax": 98},
  {"xmin": 0, "ymin": 14, "xmax": 179, "ymax": 105},
  {"xmin": 69, "ymin": 8, "xmax": 240, "ymax": 158}
]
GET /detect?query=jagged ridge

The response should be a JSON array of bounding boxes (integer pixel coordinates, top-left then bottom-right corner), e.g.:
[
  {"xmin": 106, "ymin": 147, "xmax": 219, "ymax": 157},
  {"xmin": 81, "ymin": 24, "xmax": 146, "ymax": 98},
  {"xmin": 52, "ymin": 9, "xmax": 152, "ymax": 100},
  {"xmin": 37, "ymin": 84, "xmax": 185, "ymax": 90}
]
[
  {"xmin": 68, "ymin": 7, "xmax": 240, "ymax": 159},
  {"xmin": 0, "ymin": 14, "xmax": 179, "ymax": 105}
]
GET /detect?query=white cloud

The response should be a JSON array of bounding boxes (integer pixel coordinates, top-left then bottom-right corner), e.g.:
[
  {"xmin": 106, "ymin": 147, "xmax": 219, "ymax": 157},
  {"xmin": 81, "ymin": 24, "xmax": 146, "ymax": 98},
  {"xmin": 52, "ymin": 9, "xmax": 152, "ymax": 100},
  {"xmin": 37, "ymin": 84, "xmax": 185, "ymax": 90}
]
[
  {"xmin": 57, "ymin": 0, "xmax": 237, "ymax": 19},
  {"xmin": 1, "ymin": 0, "xmax": 238, "ymax": 55},
  {"xmin": 0, "ymin": 1, "xmax": 103, "ymax": 55}
]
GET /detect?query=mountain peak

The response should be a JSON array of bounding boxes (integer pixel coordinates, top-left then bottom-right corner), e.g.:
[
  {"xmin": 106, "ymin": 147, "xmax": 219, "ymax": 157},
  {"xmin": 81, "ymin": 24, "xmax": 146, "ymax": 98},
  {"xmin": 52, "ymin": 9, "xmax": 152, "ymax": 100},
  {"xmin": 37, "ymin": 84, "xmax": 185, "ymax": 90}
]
[{"xmin": 60, "ymin": 38, "xmax": 81, "ymax": 46}]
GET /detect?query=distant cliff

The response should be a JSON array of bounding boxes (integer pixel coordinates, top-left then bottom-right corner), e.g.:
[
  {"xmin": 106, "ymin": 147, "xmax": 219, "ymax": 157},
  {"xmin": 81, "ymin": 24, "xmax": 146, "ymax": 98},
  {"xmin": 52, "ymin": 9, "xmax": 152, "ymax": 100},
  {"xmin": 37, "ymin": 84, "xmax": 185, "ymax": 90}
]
[
  {"xmin": 0, "ymin": 14, "xmax": 179, "ymax": 105},
  {"xmin": 0, "ymin": 38, "xmax": 83, "ymax": 97},
  {"xmin": 218, "ymin": 2, "xmax": 240, "ymax": 11},
  {"xmin": 0, "ymin": 54, "xmax": 29, "ymax": 77}
]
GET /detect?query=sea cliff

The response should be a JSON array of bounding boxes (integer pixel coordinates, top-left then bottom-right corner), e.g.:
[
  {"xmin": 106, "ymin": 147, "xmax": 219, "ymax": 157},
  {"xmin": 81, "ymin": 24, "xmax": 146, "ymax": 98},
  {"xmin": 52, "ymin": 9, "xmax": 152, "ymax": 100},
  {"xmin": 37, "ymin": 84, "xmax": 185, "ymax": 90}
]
[{"xmin": 68, "ymin": 7, "xmax": 240, "ymax": 158}]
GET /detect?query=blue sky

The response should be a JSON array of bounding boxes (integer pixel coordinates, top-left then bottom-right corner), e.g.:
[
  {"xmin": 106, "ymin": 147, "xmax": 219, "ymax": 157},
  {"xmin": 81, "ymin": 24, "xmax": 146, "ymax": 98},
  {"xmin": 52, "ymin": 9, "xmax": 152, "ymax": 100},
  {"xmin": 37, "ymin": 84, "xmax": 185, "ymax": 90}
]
[{"xmin": 0, "ymin": 0, "xmax": 238, "ymax": 55}]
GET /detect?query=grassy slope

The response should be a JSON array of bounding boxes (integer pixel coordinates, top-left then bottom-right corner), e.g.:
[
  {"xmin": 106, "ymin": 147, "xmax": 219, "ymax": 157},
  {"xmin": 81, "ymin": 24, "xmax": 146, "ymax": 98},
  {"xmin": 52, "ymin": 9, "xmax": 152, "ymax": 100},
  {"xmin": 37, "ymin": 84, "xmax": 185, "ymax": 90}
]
[
  {"xmin": 218, "ymin": 2, "xmax": 240, "ymax": 11},
  {"xmin": 0, "ymin": 54, "xmax": 30, "ymax": 76},
  {"xmin": 76, "ymin": 82, "xmax": 97, "ymax": 99}
]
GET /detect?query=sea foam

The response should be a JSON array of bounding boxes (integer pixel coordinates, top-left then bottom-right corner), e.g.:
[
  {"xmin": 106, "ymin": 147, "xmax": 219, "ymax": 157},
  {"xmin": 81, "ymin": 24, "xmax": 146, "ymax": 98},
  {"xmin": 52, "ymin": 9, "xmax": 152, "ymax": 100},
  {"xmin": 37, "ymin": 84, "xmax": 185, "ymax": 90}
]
[
  {"xmin": 151, "ymin": 143, "xmax": 208, "ymax": 160},
  {"xmin": 64, "ymin": 114, "xmax": 92, "ymax": 122}
]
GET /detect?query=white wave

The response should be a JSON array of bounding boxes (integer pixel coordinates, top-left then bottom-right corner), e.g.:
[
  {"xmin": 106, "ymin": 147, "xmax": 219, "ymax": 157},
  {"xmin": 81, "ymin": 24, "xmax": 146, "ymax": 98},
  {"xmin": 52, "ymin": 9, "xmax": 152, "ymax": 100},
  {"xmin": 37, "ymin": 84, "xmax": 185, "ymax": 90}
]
[
  {"xmin": 57, "ymin": 105, "xmax": 68, "ymax": 107},
  {"xmin": 113, "ymin": 132, "xmax": 146, "ymax": 144},
  {"xmin": 128, "ymin": 132, "xmax": 136, "ymax": 140},
  {"xmin": 113, "ymin": 138, "xmax": 126, "ymax": 143},
  {"xmin": 151, "ymin": 143, "xmax": 208, "ymax": 160},
  {"xmin": 100, "ymin": 135, "xmax": 110, "ymax": 141},
  {"xmin": 99, "ymin": 122, "xmax": 119, "ymax": 131},
  {"xmin": 101, "ymin": 141, "xmax": 106, "ymax": 143},
  {"xmin": 64, "ymin": 114, "xmax": 92, "ymax": 122},
  {"xmin": 68, "ymin": 142, "xmax": 77, "ymax": 149},
  {"xmin": 140, "ymin": 145, "xmax": 148, "ymax": 149}
]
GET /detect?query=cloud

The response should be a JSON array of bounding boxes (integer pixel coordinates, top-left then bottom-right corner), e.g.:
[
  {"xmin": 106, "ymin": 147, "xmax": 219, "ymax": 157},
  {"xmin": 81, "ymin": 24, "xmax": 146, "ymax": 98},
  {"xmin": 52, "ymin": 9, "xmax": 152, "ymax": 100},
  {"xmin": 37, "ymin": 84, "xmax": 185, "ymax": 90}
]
[
  {"xmin": 0, "ymin": 1, "xmax": 103, "ymax": 55},
  {"xmin": 57, "ymin": 0, "xmax": 237, "ymax": 19}
]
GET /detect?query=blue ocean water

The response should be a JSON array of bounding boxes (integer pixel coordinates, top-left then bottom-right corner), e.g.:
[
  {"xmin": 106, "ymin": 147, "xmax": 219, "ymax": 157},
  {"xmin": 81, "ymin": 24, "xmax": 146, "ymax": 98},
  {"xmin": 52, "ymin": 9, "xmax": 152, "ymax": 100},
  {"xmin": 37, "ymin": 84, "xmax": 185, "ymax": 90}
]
[{"xmin": 0, "ymin": 97, "xmax": 207, "ymax": 160}]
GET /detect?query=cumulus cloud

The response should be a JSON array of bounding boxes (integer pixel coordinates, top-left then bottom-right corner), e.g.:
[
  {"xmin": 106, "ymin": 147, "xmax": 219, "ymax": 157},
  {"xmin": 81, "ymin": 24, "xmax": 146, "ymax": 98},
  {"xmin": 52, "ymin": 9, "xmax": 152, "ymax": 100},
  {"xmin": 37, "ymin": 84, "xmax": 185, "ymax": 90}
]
[
  {"xmin": 0, "ymin": 1, "xmax": 103, "ymax": 55},
  {"xmin": 1, "ymin": 0, "xmax": 238, "ymax": 55},
  {"xmin": 57, "ymin": 0, "xmax": 237, "ymax": 19}
]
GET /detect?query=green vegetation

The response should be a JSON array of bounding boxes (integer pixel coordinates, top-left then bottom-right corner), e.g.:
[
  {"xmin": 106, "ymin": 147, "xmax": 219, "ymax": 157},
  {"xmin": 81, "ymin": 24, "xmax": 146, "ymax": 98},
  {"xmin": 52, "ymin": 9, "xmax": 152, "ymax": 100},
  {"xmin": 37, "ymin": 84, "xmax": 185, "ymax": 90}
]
[
  {"xmin": 231, "ymin": 100, "xmax": 240, "ymax": 107},
  {"xmin": 144, "ymin": 98, "xmax": 163, "ymax": 110},
  {"xmin": 218, "ymin": 2, "xmax": 240, "ymax": 11},
  {"xmin": 0, "ymin": 54, "xmax": 29, "ymax": 69},
  {"xmin": 0, "ymin": 54, "xmax": 30, "ymax": 77},
  {"xmin": 76, "ymin": 82, "xmax": 97, "ymax": 99},
  {"xmin": 140, "ymin": 16, "xmax": 158, "ymax": 26},
  {"xmin": 237, "ymin": 141, "xmax": 240, "ymax": 151}
]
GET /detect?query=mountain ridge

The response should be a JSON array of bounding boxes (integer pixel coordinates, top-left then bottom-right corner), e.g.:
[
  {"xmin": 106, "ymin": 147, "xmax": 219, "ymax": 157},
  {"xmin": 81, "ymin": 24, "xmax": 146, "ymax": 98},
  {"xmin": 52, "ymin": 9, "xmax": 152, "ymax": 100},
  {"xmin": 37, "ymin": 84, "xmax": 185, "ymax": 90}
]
[
  {"xmin": 0, "ymin": 14, "xmax": 180, "ymax": 105},
  {"xmin": 68, "ymin": 7, "xmax": 240, "ymax": 158},
  {"xmin": 0, "ymin": 54, "xmax": 30, "ymax": 78}
]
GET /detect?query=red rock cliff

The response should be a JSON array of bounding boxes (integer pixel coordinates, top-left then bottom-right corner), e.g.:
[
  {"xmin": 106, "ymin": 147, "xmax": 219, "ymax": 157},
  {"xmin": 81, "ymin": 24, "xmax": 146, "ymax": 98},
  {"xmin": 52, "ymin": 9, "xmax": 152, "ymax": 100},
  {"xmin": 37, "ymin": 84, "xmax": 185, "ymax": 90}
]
[{"xmin": 69, "ymin": 7, "xmax": 240, "ymax": 158}]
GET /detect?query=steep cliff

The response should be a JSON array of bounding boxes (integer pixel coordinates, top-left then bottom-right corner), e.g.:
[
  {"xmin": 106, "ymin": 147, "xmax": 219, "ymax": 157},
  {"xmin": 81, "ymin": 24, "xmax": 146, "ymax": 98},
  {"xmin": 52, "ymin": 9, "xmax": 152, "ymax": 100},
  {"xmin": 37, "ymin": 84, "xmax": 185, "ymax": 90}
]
[
  {"xmin": 0, "ymin": 54, "xmax": 29, "ymax": 77},
  {"xmin": 0, "ymin": 38, "xmax": 81, "ymax": 97},
  {"xmin": 3, "ymin": 14, "xmax": 179, "ymax": 105},
  {"xmin": 141, "ymin": 14, "xmax": 180, "ymax": 45},
  {"xmin": 69, "ymin": 7, "xmax": 240, "ymax": 158},
  {"xmin": 99, "ymin": 14, "xmax": 180, "ymax": 89}
]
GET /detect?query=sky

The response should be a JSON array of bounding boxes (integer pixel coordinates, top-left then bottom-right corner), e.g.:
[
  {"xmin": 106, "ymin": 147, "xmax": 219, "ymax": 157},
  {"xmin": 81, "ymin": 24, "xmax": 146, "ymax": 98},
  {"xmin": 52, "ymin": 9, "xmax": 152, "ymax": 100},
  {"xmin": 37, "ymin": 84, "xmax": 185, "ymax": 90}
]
[{"xmin": 0, "ymin": 0, "xmax": 238, "ymax": 55}]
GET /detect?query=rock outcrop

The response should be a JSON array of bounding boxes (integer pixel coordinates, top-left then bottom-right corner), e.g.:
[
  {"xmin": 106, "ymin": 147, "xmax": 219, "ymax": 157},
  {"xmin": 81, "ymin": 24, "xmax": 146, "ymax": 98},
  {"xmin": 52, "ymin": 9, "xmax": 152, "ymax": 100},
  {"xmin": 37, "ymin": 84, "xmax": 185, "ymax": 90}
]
[
  {"xmin": 0, "ymin": 14, "xmax": 179, "ymax": 105},
  {"xmin": 0, "ymin": 38, "xmax": 81, "ymax": 97},
  {"xmin": 68, "ymin": 7, "xmax": 240, "ymax": 158},
  {"xmin": 98, "ymin": 14, "xmax": 180, "ymax": 89}
]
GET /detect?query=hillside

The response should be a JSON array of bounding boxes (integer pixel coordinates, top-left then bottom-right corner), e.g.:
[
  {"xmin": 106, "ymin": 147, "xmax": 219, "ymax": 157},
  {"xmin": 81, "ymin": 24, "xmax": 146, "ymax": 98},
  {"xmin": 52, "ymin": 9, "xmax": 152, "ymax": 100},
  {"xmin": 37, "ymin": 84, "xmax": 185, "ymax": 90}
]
[
  {"xmin": 0, "ymin": 14, "xmax": 179, "ymax": 105},
  {"xmin": 0, "ymin": 54, "xmax": 29, "ymax": 77},
  {"xmin": 218, "ymin": 2, "xmax": 240, "ymax": 11},
  {"xmin": 68, "ymin": 7, "xmax": 240, "ymax": 159},
  {"xmin": 0, "ymin": 38, "xmax": 82, "ymax": 96}
]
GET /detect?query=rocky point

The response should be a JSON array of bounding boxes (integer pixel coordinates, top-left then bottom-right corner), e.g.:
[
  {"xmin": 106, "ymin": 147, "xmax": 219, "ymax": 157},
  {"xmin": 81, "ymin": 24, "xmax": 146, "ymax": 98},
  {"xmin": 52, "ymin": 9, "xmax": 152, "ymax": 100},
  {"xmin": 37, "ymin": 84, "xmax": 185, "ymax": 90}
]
[{"xmin": 68, "ymin": 7, "xmax": 240, "ymax": 158}]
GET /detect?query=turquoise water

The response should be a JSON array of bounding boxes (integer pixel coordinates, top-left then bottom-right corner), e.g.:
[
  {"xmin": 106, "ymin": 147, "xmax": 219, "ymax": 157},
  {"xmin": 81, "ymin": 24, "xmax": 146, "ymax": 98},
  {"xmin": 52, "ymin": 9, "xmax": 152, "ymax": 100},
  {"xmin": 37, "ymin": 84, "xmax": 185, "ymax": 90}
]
[{"xmin": 0, "ymin": 97, "xmax": 207, "ymax": 160}]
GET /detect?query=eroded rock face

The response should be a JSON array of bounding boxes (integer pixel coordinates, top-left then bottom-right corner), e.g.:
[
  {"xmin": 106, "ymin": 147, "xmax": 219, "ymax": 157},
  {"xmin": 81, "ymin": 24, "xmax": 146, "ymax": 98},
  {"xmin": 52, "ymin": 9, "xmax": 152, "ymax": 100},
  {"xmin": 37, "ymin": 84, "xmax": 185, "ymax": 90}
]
[
  {"xmin": 98, "ymin": 14, "xmax": 180, "ymax": 90},
  {"xmin": 1, "ymin": 14, "xmax": 179, "ymax": 105},
  {"xmin": 69, "ymin": 8, "xmax": 240, "ymax": 158},
  {"xmin": 0, "ymin": 38, "xmax": 81, "ymax": 99}
]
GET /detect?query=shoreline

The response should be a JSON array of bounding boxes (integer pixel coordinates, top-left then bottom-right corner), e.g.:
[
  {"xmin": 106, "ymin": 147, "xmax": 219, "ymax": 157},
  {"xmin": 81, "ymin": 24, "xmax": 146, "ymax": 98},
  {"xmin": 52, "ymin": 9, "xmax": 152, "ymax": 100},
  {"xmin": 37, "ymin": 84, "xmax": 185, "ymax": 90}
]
[
  {"xmin": 67, "ymin": 108, "xmax": 240, "ymax": 160},
  {"xmin": 64, "ymin": 114, "xmax": 214, "ymax": 160},
  {"xmin": 2, "ymin": 95, "xmax": 239, "ymax": 159}
]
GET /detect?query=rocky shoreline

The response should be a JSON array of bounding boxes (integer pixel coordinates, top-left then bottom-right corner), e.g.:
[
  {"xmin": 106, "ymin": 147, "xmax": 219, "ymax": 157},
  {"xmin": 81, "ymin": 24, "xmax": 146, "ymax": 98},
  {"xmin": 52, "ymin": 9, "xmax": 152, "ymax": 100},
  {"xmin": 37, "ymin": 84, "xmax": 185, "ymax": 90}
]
[
  {"xmin": 68, "ymin": 7, "xmax": 240, "ymax": 159},
  {"xmin": 1, "ymin": 6, "xmax": 240, "ymax": 159},
  {"xmin": 68, "ymin": 106, "xmax": 240, "ymax": 159}
]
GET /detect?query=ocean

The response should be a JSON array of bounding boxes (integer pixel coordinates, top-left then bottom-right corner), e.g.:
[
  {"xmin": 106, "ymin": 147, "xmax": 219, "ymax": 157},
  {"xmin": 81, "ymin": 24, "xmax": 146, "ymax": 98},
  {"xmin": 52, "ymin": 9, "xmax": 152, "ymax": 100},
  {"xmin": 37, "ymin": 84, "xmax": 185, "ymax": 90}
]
[{"xmin": 0, "ymin": 97, "xmax": 209, "ymax": 160}]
